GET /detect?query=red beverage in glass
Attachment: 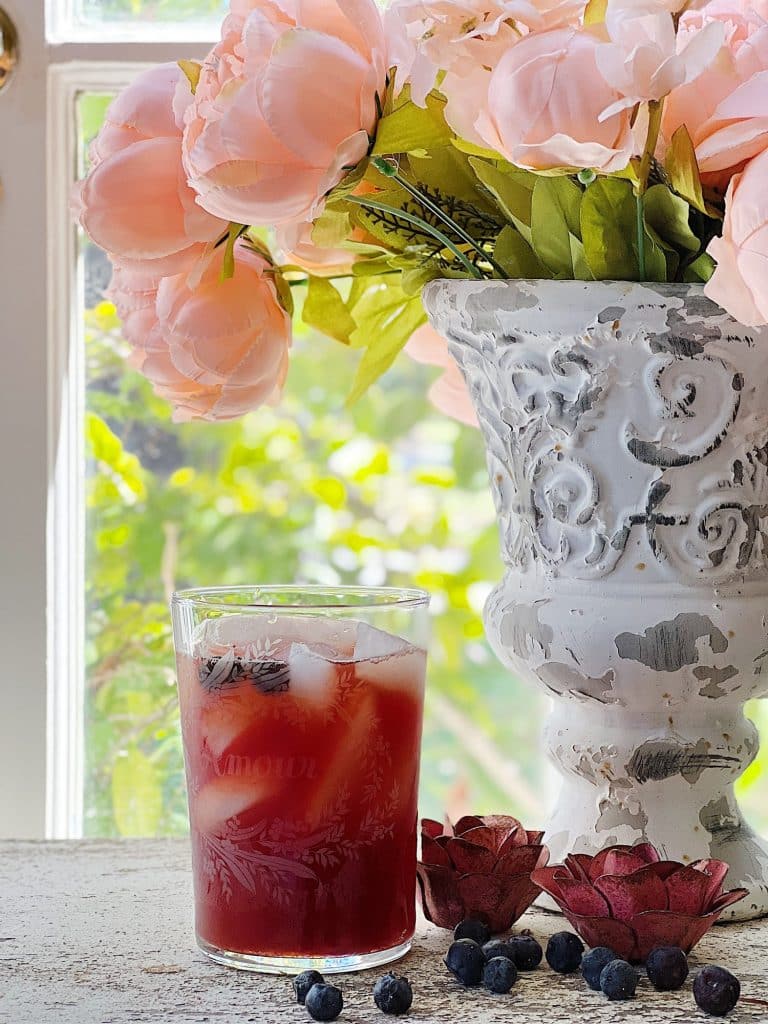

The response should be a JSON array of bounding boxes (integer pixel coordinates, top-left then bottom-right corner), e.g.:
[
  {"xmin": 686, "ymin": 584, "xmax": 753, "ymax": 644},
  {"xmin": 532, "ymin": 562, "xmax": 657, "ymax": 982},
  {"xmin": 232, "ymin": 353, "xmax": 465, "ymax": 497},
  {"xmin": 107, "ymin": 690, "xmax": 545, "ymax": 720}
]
[{"xmin": 173, "ymin": 590, "xmax": 428, "ymax": 973}]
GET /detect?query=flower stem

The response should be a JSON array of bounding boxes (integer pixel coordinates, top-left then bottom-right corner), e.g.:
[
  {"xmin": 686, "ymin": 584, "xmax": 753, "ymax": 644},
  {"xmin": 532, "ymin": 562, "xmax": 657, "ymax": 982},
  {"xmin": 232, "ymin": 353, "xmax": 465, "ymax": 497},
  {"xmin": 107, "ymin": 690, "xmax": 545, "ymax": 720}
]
[
  {"xmin": 282, "ymin": 269, "xmax": 401, "ymax": 287},
  {"xmin": 373, "ymin": 157, "xmax": 507, "ymax": 278},
  {"xmin": 635, "ymin": 98, "xmax": 665, "ymax": 280},
  {"xmin": 347, "ymin": 194, "xmax": 484, "ymax": 279},
  {"xmin": 636, "ymin": 193, "xmax": 646, "ymax": 281}
]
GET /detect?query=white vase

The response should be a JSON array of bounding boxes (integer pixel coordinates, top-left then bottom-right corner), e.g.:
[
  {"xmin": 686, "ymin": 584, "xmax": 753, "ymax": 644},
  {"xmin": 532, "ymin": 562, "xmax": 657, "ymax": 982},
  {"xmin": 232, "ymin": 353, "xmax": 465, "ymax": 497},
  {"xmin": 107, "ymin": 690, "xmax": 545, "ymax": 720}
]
[{"xmin": 423, "ymin": 279, "xmax": 768, "ymax": 921}]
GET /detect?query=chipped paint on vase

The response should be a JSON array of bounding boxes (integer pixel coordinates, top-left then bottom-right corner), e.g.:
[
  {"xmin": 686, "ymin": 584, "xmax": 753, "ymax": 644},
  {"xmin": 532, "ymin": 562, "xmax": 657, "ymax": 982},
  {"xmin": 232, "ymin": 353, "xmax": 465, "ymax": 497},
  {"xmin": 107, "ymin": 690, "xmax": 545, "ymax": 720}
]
[{"xmin": 423, "ymin": 279, "xmax": 768, "ymax": 921}]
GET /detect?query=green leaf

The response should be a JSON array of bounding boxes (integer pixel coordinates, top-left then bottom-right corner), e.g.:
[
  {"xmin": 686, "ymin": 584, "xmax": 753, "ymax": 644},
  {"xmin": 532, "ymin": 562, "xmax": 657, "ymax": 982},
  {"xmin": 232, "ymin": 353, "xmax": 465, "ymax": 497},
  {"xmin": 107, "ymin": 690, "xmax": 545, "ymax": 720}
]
[
  {"xmin": 407, "ymin": 148, "xmax": 496, "ymax": 207},
  {"xmin": 581, "ymin": 178, "xmax": 639, "ymax": 280},
  {"xmin": 665, "ymin": 125, "xmax": 708, "ymax": 215},
  {"xmin": 272, "ymin": 269, "xmax": 295, "ymax": 318},
  {"xmin": 350, "ymin": 186, "xmax": 413, "ymax": 252},
  {"xmin": 373, "ymin": 91, "xmax": 451, "ymax": 156},
  {"xmin": 310, "ymin": 206, "xmax": 352, "ymax": 250},
  {"xmin": 303, "ymin": 276, "xmax": 356, "ymax": 344},
  {"xmin": 111, "ymin": 747, "xmax": 163, "ymax": 837},
  {"xmin": 581, "ymin": 178, "xmax": 667, "ymax": 281},
  {"xmin": 584, "ymin": 0, "xmax": 607, "ymax": 23},
  {"xmin": 469, "ymin": 158, "xmax": 536, "ymax": 241},
  {"xmin": 351, "ymin": 255, "xmax": 399, "ymax": 276},
  {"xmin": 347, "ymin": 281, "xmax": 427, "ymax": 403},
  {"xmin": 178, "ymin": 59, "xmax": 202, "ymax": 94},
  {"xmin": 400, "ymin": 262, "xmax": 443, "ymax": 296},
  {"xmin": 452, "ymin": 137, "xmax": 503, "ymax": 160},
  {"xmin": 221, "ymin": 223, "xmax": 246, "ymax": 282},
  {"xmin": 531, "ymin": 177, "xmax": 587, "ymax": 278},
  {"xmin": 494, "ymin": 225, "xmax": 551, "ymax": 279},
  {"xmin": 683, "ymin": 251, "xmax": 716, "ymax": 283},
  {"xmin": 643, "ymin": 184, "xmax": 701, "ymax": 252}
]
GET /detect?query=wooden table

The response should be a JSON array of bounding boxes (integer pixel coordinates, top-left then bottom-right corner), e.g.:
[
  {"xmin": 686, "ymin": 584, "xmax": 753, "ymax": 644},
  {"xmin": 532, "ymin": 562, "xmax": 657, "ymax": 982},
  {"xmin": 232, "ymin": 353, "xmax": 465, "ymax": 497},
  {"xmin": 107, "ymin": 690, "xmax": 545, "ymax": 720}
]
[{"xmin": 2, "ymin": 840, "xmax": 767, "ymax": 1023}]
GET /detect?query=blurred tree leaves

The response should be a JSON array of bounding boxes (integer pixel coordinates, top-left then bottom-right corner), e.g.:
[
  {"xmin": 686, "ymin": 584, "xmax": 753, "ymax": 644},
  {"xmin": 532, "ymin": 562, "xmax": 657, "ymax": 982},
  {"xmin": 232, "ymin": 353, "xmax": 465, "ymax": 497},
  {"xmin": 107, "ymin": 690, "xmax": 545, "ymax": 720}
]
[{"xmin": 82, "ymin": 271, "xmax": 553, "ymax": 836}]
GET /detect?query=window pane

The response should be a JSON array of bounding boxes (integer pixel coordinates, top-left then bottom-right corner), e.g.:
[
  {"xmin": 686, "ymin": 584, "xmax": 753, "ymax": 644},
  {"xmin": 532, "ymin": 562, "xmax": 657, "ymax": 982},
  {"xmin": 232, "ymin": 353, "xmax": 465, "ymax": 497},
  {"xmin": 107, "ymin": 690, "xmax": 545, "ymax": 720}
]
[
  {"xmin": 55, "ymin": 0, "xmax": 226, "ymax": 40},
  {"xmin": 79, "ymin": 0, "xmax": 225, "ymax": 22}
]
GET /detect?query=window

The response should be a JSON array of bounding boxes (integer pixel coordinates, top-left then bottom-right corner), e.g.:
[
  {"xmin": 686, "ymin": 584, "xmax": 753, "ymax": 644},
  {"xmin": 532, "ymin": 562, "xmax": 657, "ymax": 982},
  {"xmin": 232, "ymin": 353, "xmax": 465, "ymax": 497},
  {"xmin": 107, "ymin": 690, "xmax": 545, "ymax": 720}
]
[{"xmin": 2, "ymin": 1, "xmax": 767, "ymax": 841}]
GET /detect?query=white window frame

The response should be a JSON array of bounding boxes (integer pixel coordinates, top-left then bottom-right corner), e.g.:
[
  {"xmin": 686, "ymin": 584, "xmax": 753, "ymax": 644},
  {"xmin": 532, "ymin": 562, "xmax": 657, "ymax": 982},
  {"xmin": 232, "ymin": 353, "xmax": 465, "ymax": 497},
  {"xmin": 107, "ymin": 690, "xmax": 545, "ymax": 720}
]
[{"xmin": 0, "ymin": 0, "xmax": 211, "ymax": 838}]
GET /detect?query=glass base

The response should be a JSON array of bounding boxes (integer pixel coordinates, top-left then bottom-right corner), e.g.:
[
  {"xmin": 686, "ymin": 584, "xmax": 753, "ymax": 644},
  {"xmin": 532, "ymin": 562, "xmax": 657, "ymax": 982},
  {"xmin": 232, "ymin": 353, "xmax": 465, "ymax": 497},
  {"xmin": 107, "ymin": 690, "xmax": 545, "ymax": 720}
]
[{"xmin": 197, "ymin": 936, "xmax": 413, "ymax": 975}]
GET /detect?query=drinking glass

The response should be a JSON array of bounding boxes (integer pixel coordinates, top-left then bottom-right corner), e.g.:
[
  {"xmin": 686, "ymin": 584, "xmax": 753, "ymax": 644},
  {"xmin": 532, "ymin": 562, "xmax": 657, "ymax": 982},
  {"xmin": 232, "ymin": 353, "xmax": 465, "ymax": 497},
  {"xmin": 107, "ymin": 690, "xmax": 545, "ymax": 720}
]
[{"xmin": 171, "ymin": 585, "xmax": 430, "ymax": 973}]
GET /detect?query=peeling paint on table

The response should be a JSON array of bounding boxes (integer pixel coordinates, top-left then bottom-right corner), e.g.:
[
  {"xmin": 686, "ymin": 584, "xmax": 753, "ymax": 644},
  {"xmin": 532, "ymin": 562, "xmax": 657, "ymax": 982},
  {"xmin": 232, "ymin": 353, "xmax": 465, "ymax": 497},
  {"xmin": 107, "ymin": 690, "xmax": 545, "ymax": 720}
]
[{"xmin": 1, "ymin": 840, "xmax": 767, "ymax": 1023}]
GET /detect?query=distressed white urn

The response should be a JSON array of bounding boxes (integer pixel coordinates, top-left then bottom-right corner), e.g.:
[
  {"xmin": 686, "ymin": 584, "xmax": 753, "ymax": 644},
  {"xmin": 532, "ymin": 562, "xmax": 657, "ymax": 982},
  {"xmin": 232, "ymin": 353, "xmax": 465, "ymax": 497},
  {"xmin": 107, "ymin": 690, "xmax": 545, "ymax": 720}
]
[{"xmin": 423, "ymin": 279, "xmax": 768, "ymax": 921}]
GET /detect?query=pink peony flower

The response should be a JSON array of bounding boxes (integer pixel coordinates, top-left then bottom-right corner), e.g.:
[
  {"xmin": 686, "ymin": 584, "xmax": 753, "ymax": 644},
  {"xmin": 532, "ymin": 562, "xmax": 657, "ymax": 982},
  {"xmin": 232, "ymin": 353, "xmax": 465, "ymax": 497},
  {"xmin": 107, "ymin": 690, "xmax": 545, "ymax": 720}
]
[
  {"xmin": 182, "ymin": 0, "xmax": 388, "ymax": 227},
  {"xmin": 662, "ymin": 1, "xmax": 768, "ymax": 185},
  {"xmin": 596, "ymin": 2, "xmax": 724, "ymax": 118},
  {"xmin": 532, "ymin": 843, "xmax": 747, "ymax": 963},
  {"xmin": 475, "ymin": 28, "xmax": 634, "ymax": 172},
  {"xmin": 74, "ymin": 63, "xmax": 225, "ymax": 277},
  {"xmin": 111, "ymin": 243, "xmax": 292, "ymax": 422},
  {"xmin": 417, "ymin": 815, "xmax": 549, "ymax": 932},
  {"xmin": 386, "ymin": 0, "xmax": 583, "ymax": 108},
  {"xmin": 405, "ymin": 325, "xmax": 478, "ymax": 427},
  {"xmin": 275, "ymin": 222, "xmax": 357, "ymax": 277},
  {"xmin": 705, "ymin": 148, "xmax": 768, "ymax": 327}
]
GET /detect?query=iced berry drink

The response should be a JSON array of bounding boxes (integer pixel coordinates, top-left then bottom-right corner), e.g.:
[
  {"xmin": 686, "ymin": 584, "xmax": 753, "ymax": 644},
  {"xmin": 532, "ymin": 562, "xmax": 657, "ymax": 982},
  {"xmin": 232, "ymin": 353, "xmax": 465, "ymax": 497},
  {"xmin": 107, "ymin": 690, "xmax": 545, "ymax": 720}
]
[{"xmin": 177, "ymin": 614, "xmax": 426, "ymax": 961}]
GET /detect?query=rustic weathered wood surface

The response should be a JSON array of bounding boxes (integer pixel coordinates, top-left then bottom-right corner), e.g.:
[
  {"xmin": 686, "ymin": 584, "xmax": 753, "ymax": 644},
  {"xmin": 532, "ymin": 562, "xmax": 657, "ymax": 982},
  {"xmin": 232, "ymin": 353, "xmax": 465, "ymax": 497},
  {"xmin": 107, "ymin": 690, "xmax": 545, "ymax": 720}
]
[{"xmin": 1, "ymin": 840, "xmax": 767, "ymax": 1023}]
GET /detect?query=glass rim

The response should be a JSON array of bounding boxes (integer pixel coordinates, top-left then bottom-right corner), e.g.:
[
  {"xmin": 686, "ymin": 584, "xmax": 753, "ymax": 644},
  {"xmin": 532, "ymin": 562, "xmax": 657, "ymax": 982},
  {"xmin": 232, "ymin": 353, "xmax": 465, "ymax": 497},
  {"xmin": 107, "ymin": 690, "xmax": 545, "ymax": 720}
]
[{"xmin": 171, "ymin": 584, "xmax": 430, "ymax": 612}]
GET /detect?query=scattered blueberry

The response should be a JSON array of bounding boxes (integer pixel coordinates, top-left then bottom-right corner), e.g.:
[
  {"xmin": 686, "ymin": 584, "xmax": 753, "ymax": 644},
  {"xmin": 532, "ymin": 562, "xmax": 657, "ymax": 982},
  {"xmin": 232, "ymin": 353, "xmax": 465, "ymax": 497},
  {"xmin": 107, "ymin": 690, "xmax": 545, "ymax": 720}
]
[
  {"xmin": 693, "ymin": 965, "xmax": 741, "ymax": 1017},
  {"xmin": 294, "ymin": 970, "xmax": 325, "ymax": 1005},
  {"xmin": 373, "ymin": 973, "xmax": 413, "ymax": 1015},
  {"xmin": 481, "ymin": 939, "xmax": 518, "ymax": 964},
  {"xmin": 483, "ymin": 956, "xmax": 518, "ymax": 994},
  {"xmin": 646, "ymin": 946, "xmax": 689, "ymax": 992},
  {"xmin": 581, "ymin": 947, "xmax": 617, "ymax": 991},
  {"xmin": 453, "ymin": 918, "xmax": 491, "ymax": 946},
  {"xmin": 509, "ymin": 935, "xmax": 543, "ymax": 970},
  {"xmin": 444, "ymin": 939, "xmax": 485, "ymax": 987},
  {"xmin": 305, "ymin": 983, "xmax": 344, "ymax": 1022},
  {"xmin": 545, "ymin": 931, "xmax": 585, "ymax": 974},
  {"xmin": 600, "ymin": 960, "xmax": 638, "ymax": 1001}
]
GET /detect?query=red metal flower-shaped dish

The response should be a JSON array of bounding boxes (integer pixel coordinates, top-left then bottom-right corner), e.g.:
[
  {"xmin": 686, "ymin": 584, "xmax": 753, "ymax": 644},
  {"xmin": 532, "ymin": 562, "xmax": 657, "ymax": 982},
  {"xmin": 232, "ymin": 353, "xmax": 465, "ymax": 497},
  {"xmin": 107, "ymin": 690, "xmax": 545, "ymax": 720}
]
[
  {"xmin": 532, "ymin": 843, "xmax": 747, "ymax": 962},
  {"xmin": 417, "ymin": 815, "xmax": 549, "ymax": 933}
]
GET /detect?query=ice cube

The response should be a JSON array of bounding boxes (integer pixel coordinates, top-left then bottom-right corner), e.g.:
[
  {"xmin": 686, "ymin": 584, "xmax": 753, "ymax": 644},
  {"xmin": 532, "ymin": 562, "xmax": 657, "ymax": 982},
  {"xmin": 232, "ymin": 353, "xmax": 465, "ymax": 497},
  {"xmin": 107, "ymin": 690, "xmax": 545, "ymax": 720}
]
[
  {"xmin": 200, "ymin": 692, "xmax": 256, "ymax": 758},
  {"xmin": 286, "ymin": 643, "xmax": 339, "ymax": 709},
  {"xmin": 354, "ymin": 623, "xmax": 427, "ymax": 698},
  {"xmin": 304, "ymin": 687, "xmax": 378, "ymax": 826},
  {"xmin": 354, "ymin": 622, "xmax": 411, "ymax": 660},
  {"xmin": 194, "ymin": 613, "xmax": 359, "ymax": 660},
  {"xmin": 192, "ymin": 775, "xmax": 274, "ymax": 834}
]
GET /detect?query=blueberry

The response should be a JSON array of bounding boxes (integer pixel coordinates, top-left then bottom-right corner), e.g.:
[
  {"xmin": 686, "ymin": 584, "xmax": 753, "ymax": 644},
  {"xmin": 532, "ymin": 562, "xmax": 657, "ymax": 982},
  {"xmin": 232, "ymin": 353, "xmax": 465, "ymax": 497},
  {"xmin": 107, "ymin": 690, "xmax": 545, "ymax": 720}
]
[
  {"xmin": 545, "ymin": 931, "xmax": 585, "ymax": 974},
  {"xmin": 646, "ymin": 946, "xmax": 689, "ymax": 992},
  {"xmin": 483, "ymin": 957, "xmax": 518, "ymax": 994},
  {"xmin": 481, "ymin": 939, "xmax": 518, "ymax": 964},
  {"xmin": 453, "ymin": 918, "xmax": 491, "ymax": 946},
  {"xmin": 509, "ymin": 935, "xmax": 543, "ymax": 970},
  {"xmin": 600, "ymin": 960, "xmax": 638, "ymax": 1001},
  {"xmin": 305, "ymin": 983, "xmax": 344, "ymax": 1022},
  {"xmin": 693, "ymin": 965, "xmax": 741, "ymax": 1016},
  {"xmin": 581, "ymin": 947, "xmax": 617, "ymax": 991},
  {"xmin": 373, "ymin": 973, "xmax": 413, "ymax": 1015},
  {"xmin": 294, "ymin": 970, "xmax": 325, "ymax": 1005},
  {"xmin": 444, "ymin": 939, "xmax": 485, "ymax": 987}
]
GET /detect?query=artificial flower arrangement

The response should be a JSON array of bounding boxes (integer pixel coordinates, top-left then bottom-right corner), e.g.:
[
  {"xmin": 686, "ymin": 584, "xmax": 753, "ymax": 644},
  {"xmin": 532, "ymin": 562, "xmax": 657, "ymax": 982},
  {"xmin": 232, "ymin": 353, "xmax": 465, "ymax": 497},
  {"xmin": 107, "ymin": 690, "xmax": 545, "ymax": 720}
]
[{"xmin": 75, "ymin": 0, "xmax": 768, "ymax": 425}]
